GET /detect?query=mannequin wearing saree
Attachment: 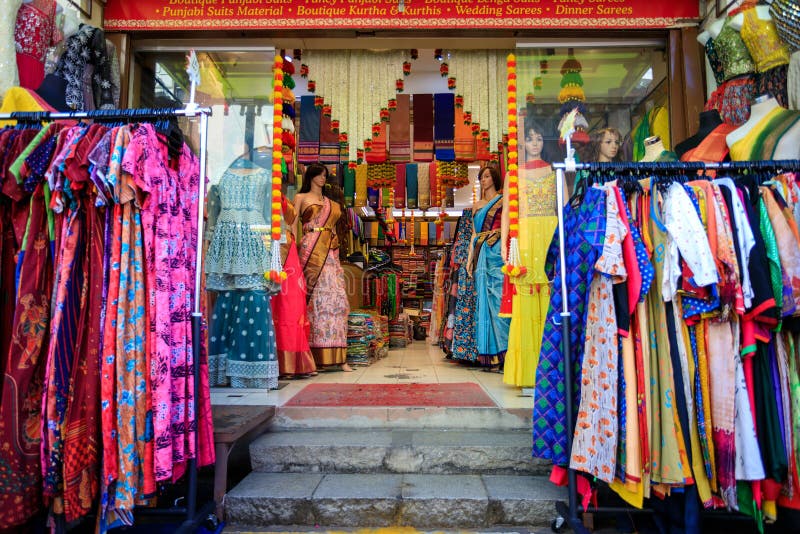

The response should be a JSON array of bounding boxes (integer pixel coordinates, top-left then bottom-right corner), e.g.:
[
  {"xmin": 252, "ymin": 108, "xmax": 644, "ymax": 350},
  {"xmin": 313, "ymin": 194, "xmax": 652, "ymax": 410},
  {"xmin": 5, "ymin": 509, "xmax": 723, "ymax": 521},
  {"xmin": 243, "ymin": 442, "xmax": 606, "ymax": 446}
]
[
  {"xmin": 272, "ymin": 194, "xmax": 316, "ymax": 378},
  {"xmin": 449, "ymin": 208, "xmax": 479, "ymax": 363},
  {"xmin": 470, "ymin": 190, "xmax": 510, "ymax": 369},
  {"xmin": 503, "ymin": 161, "xmax": 557, "ymax": 388},
  {"xmin": 205, "ymin": 157, "xmax": 279, "ymax": 389},
  {"xmin": 298, "ymin": 196, "xmax": 350, "ymax": 367}
]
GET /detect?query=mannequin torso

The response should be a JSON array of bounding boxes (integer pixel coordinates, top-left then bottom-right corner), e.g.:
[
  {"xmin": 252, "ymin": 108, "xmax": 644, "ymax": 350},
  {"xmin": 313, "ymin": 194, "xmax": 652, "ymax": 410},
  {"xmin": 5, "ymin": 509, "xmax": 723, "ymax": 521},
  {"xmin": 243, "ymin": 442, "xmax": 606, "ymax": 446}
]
[
  {"xmin": 674, "ymin": 110, "xmax": 724, "ymax": 158},
  {"xmin": 726, "ymin": 96, "xmax": 800, "ymax": 159}
]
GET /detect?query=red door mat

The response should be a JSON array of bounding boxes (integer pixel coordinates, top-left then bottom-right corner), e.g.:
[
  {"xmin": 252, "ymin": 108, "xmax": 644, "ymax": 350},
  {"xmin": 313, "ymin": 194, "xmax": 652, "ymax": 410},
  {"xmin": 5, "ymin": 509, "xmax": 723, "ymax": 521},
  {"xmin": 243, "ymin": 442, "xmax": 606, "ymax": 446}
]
[{"xmin": 283, "ymin": 383, "xmax": 497, "ymax": 407}]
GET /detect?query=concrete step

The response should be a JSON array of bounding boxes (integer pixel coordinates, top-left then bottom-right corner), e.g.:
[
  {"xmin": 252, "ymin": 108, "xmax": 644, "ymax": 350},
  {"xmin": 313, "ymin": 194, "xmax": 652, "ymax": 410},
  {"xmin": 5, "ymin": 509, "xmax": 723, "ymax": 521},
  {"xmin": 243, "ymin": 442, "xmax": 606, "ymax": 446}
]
[
  {"xmin": 250, "ymin": 429, "xmax": 551, "ymax": 475},
  {"xmin": 271, "ymin": 406, "xmax": 532, "ymax": 430},
  {"xmin": 224, "ymin": 472, "xmax": 566, "ymax": 529}
]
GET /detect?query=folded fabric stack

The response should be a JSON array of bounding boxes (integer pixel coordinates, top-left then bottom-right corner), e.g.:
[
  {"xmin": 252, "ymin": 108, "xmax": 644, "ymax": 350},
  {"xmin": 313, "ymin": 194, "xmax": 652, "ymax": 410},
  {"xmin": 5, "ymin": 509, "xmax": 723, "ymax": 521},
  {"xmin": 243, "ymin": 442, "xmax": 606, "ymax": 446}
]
[
  {"xmin": 389, "ymin": 313, "xmax": 410, "ymax": 348},
  {"xmin": 346, "ymin": 312, "xmax": 376, "ymax": 366},
  {"xmin": 372, "ymin": 314, "xmax": 390, "ymax": 360}
]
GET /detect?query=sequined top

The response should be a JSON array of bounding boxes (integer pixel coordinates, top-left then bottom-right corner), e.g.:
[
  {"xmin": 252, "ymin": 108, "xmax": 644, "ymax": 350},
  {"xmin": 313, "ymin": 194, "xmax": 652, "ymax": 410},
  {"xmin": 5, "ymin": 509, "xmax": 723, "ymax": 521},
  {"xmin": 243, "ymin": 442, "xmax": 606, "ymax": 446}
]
[
  {"xmin": 705, "ymin": 38, "xmax": 727, "ymax": 85},
  {"xmin": 522, "ymin": 169, "xmax": 557, "ymax": 218},
  {"xmin": 0, "ymin": 0, "xmax": 24, "ymax": 100},
  {"xmin": 770, "ymin": 0, "xmax": 800, "ymax": 52},
  {"xmin": 714, "ymin": 18, "xmax": 756, "ymax": 81},
  {"xmin": 741, "ymin": 8, "xmax": 791, "ymax": 72}
]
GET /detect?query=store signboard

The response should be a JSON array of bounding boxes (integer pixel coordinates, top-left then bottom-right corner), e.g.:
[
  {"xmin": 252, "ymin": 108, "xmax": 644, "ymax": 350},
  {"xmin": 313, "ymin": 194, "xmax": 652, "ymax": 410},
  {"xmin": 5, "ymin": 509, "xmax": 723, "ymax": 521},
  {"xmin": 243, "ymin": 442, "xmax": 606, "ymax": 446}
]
[{"xmin": 104, "ymin": 0, "xmax": 699, "ymax": 31}]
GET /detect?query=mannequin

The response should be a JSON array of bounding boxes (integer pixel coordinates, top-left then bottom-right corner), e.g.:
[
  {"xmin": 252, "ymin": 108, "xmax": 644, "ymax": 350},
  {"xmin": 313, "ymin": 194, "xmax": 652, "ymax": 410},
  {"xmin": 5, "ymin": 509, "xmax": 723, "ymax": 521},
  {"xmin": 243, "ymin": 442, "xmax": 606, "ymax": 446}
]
[
  {"xmin": 0, "ymin": 0, "xmax": 24, "ymax": 101},
  {"xmin": 740, "ymin": 5, "xmax": 790, "ymax": 73},
  {"xmin": 588, "ymin": 127, "xmax": 622, "ymax": 162},
  {"xmin": 675, "ymin": 110, "xmax": 724, "ymax": 159},
  {"xmin": 468, "ymin": 166, "xmax": 509, "ymax": 371},
  {"xmin": 699, "ymin": 24, "xmax": 727, "ymax": 87},
  {"xmin": 640, "ymin": 136, "xmax": 677, "ymax": 162},
  {"xmin": 295, "ymin": 163, "xmax": 353, "ymax": 372},
  {"xmin": 500, "ymin": 116, "xmax": 558, "ymax": 388},
  {"xmin": 714, "ymin": 13, "xmax": 757, "ymax": 82},
  {"xmin": 726, "ymin": 94, "xmax": 800, "ymax": 160}
]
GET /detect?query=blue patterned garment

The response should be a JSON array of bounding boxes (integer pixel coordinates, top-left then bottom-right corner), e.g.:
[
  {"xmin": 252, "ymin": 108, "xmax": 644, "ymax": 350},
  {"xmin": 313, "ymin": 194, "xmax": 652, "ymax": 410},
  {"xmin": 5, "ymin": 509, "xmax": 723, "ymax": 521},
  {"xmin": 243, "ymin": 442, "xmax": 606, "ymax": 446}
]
[
  {"xmin": 450, "ymin": 208, "xmax": 479, "ymax": 362},
  {"xmin": 532, "ymin": 187, "xmax": 608, "ymax": 464}
]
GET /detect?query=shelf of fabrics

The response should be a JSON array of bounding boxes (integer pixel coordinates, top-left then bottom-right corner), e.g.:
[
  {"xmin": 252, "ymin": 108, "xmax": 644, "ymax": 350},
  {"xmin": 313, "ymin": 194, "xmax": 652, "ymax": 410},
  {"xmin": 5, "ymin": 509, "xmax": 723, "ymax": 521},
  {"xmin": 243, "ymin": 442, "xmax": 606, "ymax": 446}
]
[
  {"xmin": 388, "ymin": 313, "xmax": 412, "ymax": 349},
  {"xmin": 346, "ymin": 310, "xmax": 389, "ymax": 367}
]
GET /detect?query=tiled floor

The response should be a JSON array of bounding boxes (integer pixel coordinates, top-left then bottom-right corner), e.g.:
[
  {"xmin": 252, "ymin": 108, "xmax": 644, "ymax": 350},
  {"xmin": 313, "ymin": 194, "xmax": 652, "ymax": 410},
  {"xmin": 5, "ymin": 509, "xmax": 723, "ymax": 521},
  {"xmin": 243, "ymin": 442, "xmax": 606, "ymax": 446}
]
[{"xmin": 210, "ymin": 341, "xmax": 534, "ymax": 410}]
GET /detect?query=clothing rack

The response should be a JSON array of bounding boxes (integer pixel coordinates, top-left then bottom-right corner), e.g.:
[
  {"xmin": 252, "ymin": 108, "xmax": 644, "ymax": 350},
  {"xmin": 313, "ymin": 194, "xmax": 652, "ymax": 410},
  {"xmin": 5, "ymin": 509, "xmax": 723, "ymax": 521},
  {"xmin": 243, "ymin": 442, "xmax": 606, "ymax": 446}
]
[
  {"xmin": 549, "ymin": 157, "xmax": 800, "ymax": 533},
  {"xmin": 0, "ymin": 104, "xmax": 214, "ymax": 532}
]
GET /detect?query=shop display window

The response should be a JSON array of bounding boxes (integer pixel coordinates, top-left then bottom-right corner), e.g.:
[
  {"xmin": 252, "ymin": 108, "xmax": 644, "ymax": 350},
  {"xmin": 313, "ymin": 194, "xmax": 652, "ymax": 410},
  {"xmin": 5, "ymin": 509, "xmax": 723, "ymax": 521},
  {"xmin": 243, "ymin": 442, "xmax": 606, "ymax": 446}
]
[{"xmin": 131, "ymin": 48, "xmax": 276, "ymax": 184}]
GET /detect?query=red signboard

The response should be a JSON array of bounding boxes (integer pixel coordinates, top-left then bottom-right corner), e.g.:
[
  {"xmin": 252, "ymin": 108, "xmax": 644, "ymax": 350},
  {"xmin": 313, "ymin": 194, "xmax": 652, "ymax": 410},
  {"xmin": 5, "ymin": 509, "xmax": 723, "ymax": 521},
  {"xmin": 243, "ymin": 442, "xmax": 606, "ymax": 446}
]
[{"xmin": 103, "ymin": 0, "xmax": 699, "ymax": 31}]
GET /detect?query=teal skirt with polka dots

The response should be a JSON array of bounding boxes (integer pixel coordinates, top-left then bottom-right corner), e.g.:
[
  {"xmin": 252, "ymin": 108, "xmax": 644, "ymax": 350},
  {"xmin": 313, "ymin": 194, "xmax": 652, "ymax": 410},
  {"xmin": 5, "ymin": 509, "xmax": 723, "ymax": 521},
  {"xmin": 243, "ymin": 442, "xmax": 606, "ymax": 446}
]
[{"xmin": 208, "ymin": 290, "xmax": 279, "ymax": 389}]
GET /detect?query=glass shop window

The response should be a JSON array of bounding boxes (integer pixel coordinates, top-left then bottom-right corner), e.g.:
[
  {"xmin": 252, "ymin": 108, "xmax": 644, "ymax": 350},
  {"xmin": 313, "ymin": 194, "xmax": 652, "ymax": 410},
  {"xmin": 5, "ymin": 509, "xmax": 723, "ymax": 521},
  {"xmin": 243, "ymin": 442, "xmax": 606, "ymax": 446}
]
[
  {"xmin": 131, "ymin": 49, "xmax": 276, "ymax": 184},
  {"xmin": 514, "ymin": 44, "xmax": 670, "ymax": 164}
]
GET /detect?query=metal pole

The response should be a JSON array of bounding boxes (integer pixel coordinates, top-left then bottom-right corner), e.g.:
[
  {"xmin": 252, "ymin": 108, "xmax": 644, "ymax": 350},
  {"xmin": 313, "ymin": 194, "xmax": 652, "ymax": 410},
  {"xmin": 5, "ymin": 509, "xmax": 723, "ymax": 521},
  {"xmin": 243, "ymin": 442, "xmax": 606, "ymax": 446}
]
[
  {"xmin": 555, "ymin": 167, "xmax": 579, "ymax": 527},
  {"xmin": 183, "ymin": 108, "xmax": 210, "ymax": 528}
]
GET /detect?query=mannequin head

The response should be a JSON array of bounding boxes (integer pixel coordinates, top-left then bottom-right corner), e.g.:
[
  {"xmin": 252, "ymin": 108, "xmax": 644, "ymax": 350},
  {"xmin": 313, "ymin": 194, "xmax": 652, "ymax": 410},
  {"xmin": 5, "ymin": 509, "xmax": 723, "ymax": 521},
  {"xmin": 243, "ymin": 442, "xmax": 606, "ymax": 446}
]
[
  {"xmin": 300, "ymin": 163, "xmax": 329, "ymax": 195},
  {"xmin": 523, "ymin": 119, "xmax": 547, "ymax": 162},
  {"xmin": 590, "ymin": 128, "xmax": 622, "ymax": 162},
  {"xmin": 478, "ymin": 165, "xmax": 502, "ymax": 198}
]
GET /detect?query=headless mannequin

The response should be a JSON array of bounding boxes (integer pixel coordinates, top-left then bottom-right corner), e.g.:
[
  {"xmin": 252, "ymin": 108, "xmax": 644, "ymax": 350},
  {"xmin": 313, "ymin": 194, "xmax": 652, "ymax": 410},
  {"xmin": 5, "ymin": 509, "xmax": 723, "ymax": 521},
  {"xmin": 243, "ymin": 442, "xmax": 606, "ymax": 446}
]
[
  {"xmin": 640, "ymin": 136, "xmax": 666, "ymax": 162},
  {"xmin": 726, "ymin": 95, "xmax": 800, "ymax": 158},
  {"xmin": 707, "ymin": 18, "xmax": 725, "ymax": 40},
  {"xmin": 674, "ymin": 110, "xmax": 724, "ymax": 158}
]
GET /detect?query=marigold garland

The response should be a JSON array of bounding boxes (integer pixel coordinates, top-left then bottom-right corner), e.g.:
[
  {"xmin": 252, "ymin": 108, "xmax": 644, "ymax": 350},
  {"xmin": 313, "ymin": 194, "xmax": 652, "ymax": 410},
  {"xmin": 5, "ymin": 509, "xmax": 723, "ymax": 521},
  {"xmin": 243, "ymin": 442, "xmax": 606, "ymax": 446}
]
[
  {"xmin": 503, "ymin": 52, "xmax": 526, "ymax": 278},
  {"xmin": 268, "ymin": 55, "xmax": 287, "ymax": 284}
]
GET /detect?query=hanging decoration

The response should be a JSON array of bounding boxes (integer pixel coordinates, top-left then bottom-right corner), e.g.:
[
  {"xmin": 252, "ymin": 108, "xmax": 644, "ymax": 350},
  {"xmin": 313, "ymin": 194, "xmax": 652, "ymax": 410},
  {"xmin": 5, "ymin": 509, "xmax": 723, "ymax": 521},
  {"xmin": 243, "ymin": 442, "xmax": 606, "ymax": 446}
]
[
  {"xmin": 403, "ymin": 61, "xmax": 412, "ymax": 76},
  {"xmin": 439, "ymin": 62, "xmax": 449, "ymax": 77},
  {"xmin": 304, "ymin": 49, "xmax": 406, "ymax": 161},
  {"xmin": 411, "ymin": 48, "xmax": 418, "ymax": 60},
  {"xmin": 556, "ymin": 50, "xmax": 590, "ymax": 145},
  {"xmin": 300, "ymin": 64, "xmax": 309, "ymax": 78},
  {"xmin": 396, "ymin": 78, "xmax": 405, "ymax": 92},
  {"xmin": 447, "ymin": 77, "xmax": 456, "ymax": 90},
  {"xmin": 502, "ymin": 52, "xmax": 525, "ymax": 278},
  {"xmin": 443, "ymin": 49, "xmax": 508, "ymax": 153},
  {"xmin": 307, "ymin": 80, "xmax": 316, "ymax": 92},
  {"xmin": 268, "ymin": 54, "xmax": 287, "ymax": 284}
]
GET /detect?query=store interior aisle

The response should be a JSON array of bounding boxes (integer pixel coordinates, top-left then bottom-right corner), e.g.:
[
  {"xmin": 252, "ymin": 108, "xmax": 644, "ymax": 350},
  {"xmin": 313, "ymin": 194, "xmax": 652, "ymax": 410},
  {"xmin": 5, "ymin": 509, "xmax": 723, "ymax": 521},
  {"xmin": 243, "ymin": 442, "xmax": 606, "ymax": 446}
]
[{"xmin": 210, "ymin": 342, "xmax": 533, "ymax": 411}]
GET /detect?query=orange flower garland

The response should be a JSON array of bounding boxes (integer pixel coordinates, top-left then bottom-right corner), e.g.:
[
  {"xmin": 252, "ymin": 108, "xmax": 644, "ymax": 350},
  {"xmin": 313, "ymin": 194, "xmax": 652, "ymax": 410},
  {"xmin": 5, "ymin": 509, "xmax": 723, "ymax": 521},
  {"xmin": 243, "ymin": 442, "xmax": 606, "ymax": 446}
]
[
  {"xmin": 501, "ymin": 53, "xmax": 526, "ymax": 278},
  {"xmin": 267, "ymin": 55, "xmax": 287, "ymax": 284}
]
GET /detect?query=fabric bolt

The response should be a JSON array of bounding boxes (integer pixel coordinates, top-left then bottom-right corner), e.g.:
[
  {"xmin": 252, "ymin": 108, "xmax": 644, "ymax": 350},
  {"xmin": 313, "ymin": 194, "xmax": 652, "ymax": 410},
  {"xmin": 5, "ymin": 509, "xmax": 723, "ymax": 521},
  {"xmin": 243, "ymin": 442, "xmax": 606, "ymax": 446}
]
[
  {"xmin": 389, "ymin": 93, "xmax": 411, "ymax": 161},
  {"xmin": 298, "ymin": 95, "xmax": 320, "ymax": 163},
  {"xmin": 472, "ymin": 194, "xmax": 510, "ymax": 364},
  {"xmin": 433, "ymin": 93, "xmax": 456, "ymax": 161},
  {"xmin": 532, "ymin": 186, "xmax": 607, "ymax": 465},
  {"xmin": 355, "ymin": 163, "xmax": 367, "ymax": 207},
  {"xmin": 365, "ymin": 122, "xmax": 388, "ymax": 164},
  {"xmin": 413, "ymin": 93, "xmax": 434, "ymax": 161}
]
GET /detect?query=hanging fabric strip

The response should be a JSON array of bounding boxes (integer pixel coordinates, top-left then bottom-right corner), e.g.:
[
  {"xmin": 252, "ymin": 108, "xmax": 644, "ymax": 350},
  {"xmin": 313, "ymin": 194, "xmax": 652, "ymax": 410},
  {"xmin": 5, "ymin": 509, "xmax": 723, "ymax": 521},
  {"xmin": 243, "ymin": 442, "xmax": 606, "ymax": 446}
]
[
  {"xmin": 413, "ymin": 93, "xmax": 434, "ymax": 161},
  {"xmin": 365, "ymin": 122, "xmax": 388, "ymax": 164},
  {"xmin": 417, "ymin": 162, "xmax": 430, "ymax": 210},
  {"xmin": 343, "ymin": 165, "xmax": 355, "ymax": 207},
  {"xmin": 355, "ymin": 163, "xmax": 368, "ymax": 207},
  {"xmin": 406, "ymin": 163, "xmax": 419, "ymax": 209},
  {"xmin": 434, "ymin": 93, "xmax": 455, "ymax": 161},
  {"xmin": 318, "ymin": 106, "xmax": 340, "ymax": 163},
  {"xmin": 298, "ymin": 95, "xmax": 320, "ymax": 163},
  {"xmin": 390, "ymin": 93, "xmax": 411, "ymax": 162},
  {"xmin": 394, "ymin": 163, "xmax": 406, "ymax": 208},
  {"xmin": 454, "ymin": 106, "xmax": 476, "ymax": 161}
]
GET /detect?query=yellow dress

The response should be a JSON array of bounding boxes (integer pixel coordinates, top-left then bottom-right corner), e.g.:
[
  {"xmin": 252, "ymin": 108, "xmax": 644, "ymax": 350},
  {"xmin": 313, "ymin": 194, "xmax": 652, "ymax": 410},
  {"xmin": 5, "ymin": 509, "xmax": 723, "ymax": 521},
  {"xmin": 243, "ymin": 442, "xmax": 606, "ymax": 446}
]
[{"xmin": 504, "ymin": 164, "xmax": 557, "ymax": 388}]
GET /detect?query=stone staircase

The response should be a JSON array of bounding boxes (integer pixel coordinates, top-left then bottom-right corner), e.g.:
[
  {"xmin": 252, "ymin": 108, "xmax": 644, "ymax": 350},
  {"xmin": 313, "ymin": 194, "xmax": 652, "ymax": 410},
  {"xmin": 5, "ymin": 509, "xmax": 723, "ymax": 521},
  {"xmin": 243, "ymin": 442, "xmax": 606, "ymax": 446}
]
[{"xmin": 223, "ymin": 407, "xmax": 564, "ymax": 530}]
